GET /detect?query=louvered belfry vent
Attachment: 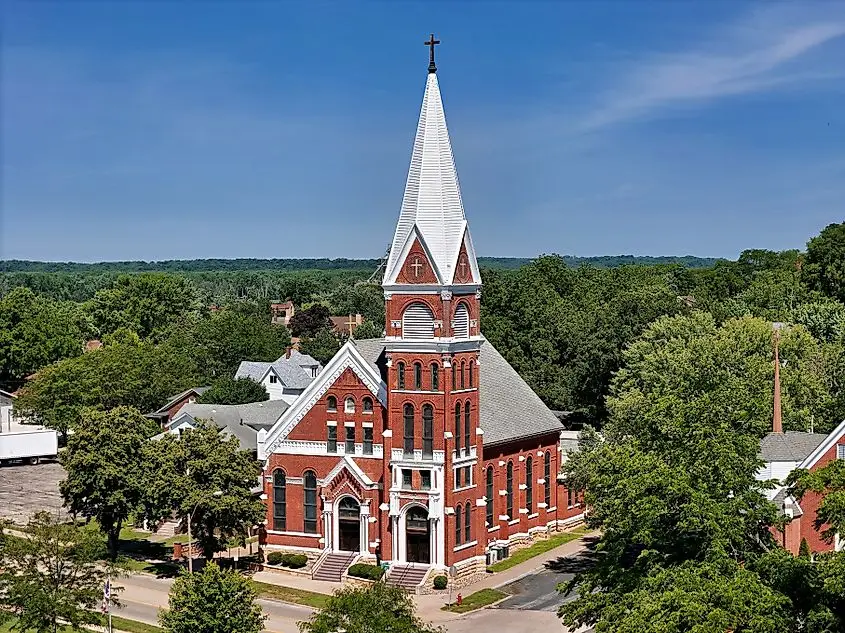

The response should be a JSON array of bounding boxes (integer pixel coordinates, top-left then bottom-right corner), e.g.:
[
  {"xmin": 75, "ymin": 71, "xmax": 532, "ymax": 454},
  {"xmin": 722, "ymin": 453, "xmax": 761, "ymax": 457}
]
[
  {"xmin": 402, "ymin": 302, "xmax": 435, "ymax": 339},
  {"xmin": 453, "ymin": 303, "xmax": 469, "ymax": 338}
]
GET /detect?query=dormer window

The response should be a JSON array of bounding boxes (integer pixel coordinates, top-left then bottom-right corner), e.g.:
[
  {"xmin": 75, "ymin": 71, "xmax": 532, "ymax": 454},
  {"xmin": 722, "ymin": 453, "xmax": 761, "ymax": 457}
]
[
  {"xmin": 345, "ymin": 397, "xmax": 355, "ymax": 414},
  {"xmin": 269, "ymin": 374, "xmax": 278, "ymax": 384},
  {"xmin": 327, "ymin": 396, "xmax": 337, "ymax": 412},
  {"xmin": 363, "ymin": 397, "xmax": 373, "ymax": 414}
]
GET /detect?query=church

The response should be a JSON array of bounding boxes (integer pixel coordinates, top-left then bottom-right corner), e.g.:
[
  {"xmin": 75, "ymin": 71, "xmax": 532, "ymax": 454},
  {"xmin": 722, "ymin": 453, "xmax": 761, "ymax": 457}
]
[{"xmin": 256, "ymin": 38, "xmax": 584, "ymax": 585}]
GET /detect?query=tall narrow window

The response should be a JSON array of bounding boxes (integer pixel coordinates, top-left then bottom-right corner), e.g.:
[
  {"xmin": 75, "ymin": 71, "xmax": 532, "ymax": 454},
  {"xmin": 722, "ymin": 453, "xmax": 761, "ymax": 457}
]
[
  {"xmin": 464, "ymin": 401, "xmax": 471, "ymax": 456},
  {"xmin": 345, "ymin": 425, "xmax": 355, "ymax": 453},
  {"xmin": 362, "ymin": 397, "xmax": 373, "ymax": 413},
  {"xmin": 402, "ymin": 469, "xmax": 412, "ymax": 489},
  {"xmin": 397, "ymin": 362, "xmax": 406, "ymax": 389},
  {"xmin": 422, "ymin": 405, "xmax": 433, "ymax": 458},
  {"xmin": 303, "ymin": 470, "xmax": 317, "ymax": 533},
  {"xmin": 506, "ymin": 462, "xmax": 514, "ymax": 519},
  {"xmin": 567, "ymin": 487, "xmax": 574, "ymax": 508},
  {"xmin": 469, "ymin": 361, "xmax": 474, "ymax": 388},
  {"xmin": 452, "ymin": 362, "xmax": 456, "ymax": 391},
  {"xmin": 486, "ymin": 466, "xmax": 494, "ymax": 526},
  {"xmin": 363, "ymin": 427, "xmax": 373, "ymax": 455},
  {"xmin": 272, "ymin": 470, "xmax": 286, "ymax": 531},
  {"xmin": 454, "ymin": 402, "xmax": 462, "ymax": 455},
  {"xmin": 327, "ymin": 396, "xmax": 337, "ymax": 412},
  {"xmin": 421, "ymin": 470, "xmax": 432, "ymax": 490},
  {"xmin": 464, "ymin": 501, "xmax": 471, "ymax": 543},
  {"xmin": 403, "ymin": 403, "xmax": 415, "ymax": 456},
  {"xmin": 460, "ymin": 361, "xmax": 466, "ymax": 389},
  {"xmin": 453, "ymin": 303, "xmax": 469, "ymax": 338},
  {"xmin": 525, "ymin": 457, "xmax": 534, "ymax": 514},
  {"xmin": 414, "ymin": 362, "xmax": 422, "ymax": 390},
  {"xmin": 344, "ymin": 397, "xmax": 355, "ymax": 413},
  {"xmin": 544, "ymin": 451, "xmax": 551, "ymax": 508},
  {"xmin": 430, "ymin": 363, "xmax": 439, "ymax": 391},
  {"xmin": 455, "ymin": 504, "xmax": 462, "ymax": 545},
  {"xmin": 327, "ymin": 425, "xmax": 337, "ymax": 453}
]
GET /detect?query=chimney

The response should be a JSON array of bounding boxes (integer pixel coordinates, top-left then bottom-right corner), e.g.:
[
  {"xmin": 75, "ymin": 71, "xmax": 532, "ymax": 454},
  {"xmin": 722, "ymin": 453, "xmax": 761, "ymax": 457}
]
[
  {"xmin": 285, "ymin": 346, "xmax": 292, "ymax": 359},
  {"xmin": 772, "ymin": 323, "xmax": 783, "ymax": 434}
]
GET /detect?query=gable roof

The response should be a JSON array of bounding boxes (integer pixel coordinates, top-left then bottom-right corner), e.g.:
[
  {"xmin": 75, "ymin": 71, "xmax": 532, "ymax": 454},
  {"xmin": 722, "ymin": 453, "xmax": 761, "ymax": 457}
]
[
  {"xmin": 234, "ymin": 355, "xmax": 315, "ymax": 390},
  {"xmin": 169, "ymin": 399, "xmax": 291, "ymax": 451},
  {"xmin": 759, "ymin": 431, "xmax": 828, "ymax": 463},
  {"xmin": 262, "ymin": 341, "xmax": 387, "ymax": 455},
  {"xmin": 798, "ymin": 418, "xmax": 845, "ymax": 470},
  {"xmin": 153, "ymin": 386, "xmax": 210, "ymax": 414},
  {"xmin": 383, "ymin": 70, "xmax": 479, "ymax": 286},
  {"xmin": 351, "ymin": 337, "xmax": 562, "ymax": 446}
]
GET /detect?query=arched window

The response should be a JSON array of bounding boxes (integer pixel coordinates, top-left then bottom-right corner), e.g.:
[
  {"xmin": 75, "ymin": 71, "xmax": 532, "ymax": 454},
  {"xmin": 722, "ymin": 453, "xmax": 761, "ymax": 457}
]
[
  {"xmin": 544, "ymin": 451, "xmax": 551, "ymax": 508},
  {"xmin": 464, "ymin": 401, "xmax": 471, "ymax": 456},
  {"xmin": 414, "ymin": 362, "xmax": 422, "ymax": 390},
  {"xmin": 344, "ymin": 397, "xmax": 355, "ymax": 414},
  {"xmin": 430, "ymin": 363, "xmax": 439, "ymax": 391},
  {"xmin": 486, "ymin": 466, "xmax": 494, "ymax": 526},
  {"xmin": 362, "ymin": 397, "xmax": 373, "ymax": 414},
  {"xmin": 397, "ymin": 361, "xmax": 405, "ymax": 389},
  {"xmin": 454, "ymin": 402, "xmax": 462, "ymax": 455},
  {"xmin": 506, "ymin": 462, "xmax": 514, "ymax": 519},
  {"xmin": 452, "ymin": 361, "xmax": 457, "ymax": 391},
  {"xmin": 468, "ymin": 361, "xmax": 474, "ymax": 388},
  {"xmin": 453, "ymin": 303, "xmax": 469, "ymax": 338},
  {"xmin": 526, "ymin": 457, "xmax": 534, "ymax": 514},
  {"xmin": 455, "ymin": 504, "xmax": 462, "ymax": 545},
  {"xmin": 303, "ymin": 470, "xmax": 317, "ymax": 533},
  {"xmin": 402, "ymin": 302, "xmax": 435, "ymax": 339},
  {"xmin": 460, "ymin": 361, "xmax": 466, "ymax": 390},
  {"xmin": 403, "ymin": 403, "xmax": 415, "ymax": 456},
  {"xmin": 272, "ymin": 470, "xmax": 286, "ymax": 531},
  {"xmin": 422, "ymin": 404, "xmax": 434, "ymax": 458},
  {"xmin": 465, "ymin": 501, "xmax": 471, "ymax": 543},
  {"xmin": 326, "ymin": 396, "xmax": 337, "ymax": 412}
]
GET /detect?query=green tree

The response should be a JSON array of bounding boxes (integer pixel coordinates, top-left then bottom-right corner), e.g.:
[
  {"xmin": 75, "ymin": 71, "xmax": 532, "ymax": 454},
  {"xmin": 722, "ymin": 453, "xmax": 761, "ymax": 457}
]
[
  {"xmin": 89, "ymin": 273, "xmax": 199, "ymax": 340},
  {"xmin": 350, "ymin": 319, "xmax": 383, "ymax": 340},
  {"xmin": 787, "ymin": 459, "xmax": 845, "ymax": 545},
  {"xmin": 197, "ymin": 378, "xmax": 268, "ymax": 405},
  {"xmin": 0, "ymin": 511, "xmax": 121, "ymax": 633},
  {"xmin": 298, "ymin": 582, "xmax": 442, "ymax": 633},
  {"xmin": 299, "ymin": 328, "xmax": 342, "ymax": 364},
  {"xmin": 798, "ymin": 537, "xmax": 811, "ymax": 559},
  {"xmin": 159, "ymin": 562, "xmax": 265, "ymax": 633},
  {"xmin": 0, "ymin": 287, "xmax": 90, "ymax": 391},
  {"xmin": 140, "ymin": 424, "xmax": 265, "ymax": 559},
  {"xmin": 60, "ymin": 406, "xmax": 157, "ymax": 560},
  {"xmin": 191, "ymin": 303, "xmax": 290, "ymax": 380},
  {"xmin": 803, "ymin": 222, "xmax": 845, "ymax": 303}
]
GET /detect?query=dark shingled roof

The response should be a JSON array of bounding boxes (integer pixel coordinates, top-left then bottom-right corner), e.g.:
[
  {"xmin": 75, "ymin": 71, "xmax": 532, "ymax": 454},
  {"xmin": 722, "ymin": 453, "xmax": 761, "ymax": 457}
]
[
  {"xmin": 351, "ymin": 338, "xmax": 562, "ymax": 446},
  {"xmin": 759, "ymin": 431, "xmax": 827, "ymax": 463}
]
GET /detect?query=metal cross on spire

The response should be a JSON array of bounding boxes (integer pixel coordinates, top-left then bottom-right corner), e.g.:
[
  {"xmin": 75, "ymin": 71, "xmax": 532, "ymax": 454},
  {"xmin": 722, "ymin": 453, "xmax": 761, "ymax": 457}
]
[{"xmin": 425, "ymin": 33, "xmax": 440, "ymax": 73}]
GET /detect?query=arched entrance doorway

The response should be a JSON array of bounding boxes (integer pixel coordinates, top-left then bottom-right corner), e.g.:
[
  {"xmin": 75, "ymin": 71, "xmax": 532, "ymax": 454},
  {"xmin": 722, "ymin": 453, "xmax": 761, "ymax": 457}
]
[
  {"xmin": 337, "ymin": 497, "xmax": 360, "ymax": 552},
  {"xmin": 405, "ymin": 506, "xmax": 430, "ymax": 564}
]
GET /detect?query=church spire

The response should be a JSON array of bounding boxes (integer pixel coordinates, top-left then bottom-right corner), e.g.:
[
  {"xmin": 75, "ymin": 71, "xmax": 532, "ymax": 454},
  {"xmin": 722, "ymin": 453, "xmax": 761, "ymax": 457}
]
[{"xmin": 383, "ymin": 37, "xmax": 480, "ymax": 287}]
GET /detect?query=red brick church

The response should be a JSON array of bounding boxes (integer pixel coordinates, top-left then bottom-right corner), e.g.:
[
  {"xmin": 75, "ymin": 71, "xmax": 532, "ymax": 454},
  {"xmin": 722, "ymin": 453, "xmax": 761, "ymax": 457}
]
[{"xmin": 257, "ymin": 39, "xmax": 583, "ymax": 582}]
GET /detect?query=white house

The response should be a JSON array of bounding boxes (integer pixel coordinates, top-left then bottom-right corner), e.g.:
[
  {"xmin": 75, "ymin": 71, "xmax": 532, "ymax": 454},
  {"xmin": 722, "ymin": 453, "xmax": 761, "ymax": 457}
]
[{"xmin": 234, "ymin": 350, "xmax": 322, "ymax": 403}]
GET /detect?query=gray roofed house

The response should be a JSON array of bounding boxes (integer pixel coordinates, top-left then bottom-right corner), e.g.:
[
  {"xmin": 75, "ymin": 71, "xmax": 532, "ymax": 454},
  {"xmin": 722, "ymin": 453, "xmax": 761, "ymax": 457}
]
[
  {"xmin": 352, "ymin": 338, "xmax": 562, "ymax": 447},
  {"xmin": 145, "ymin": 386, "xmax": 210, "ymax": 425},
  {"xmin": 234, "ymin": 351, "xmax": 323, "ymax": 403},
  {"xmin": 166, "ymin": 399, "xmax": 291, "ymax": 452},
  {"xmin": 759, "ymin": 431, "xmax": 828, "ymax": 463}
]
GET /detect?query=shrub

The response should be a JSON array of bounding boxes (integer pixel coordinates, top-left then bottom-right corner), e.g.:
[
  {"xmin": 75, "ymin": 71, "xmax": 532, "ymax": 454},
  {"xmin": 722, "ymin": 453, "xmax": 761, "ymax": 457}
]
[
  {"xmin": 347, "ymin": 563, "xmax": 385, "ymax": 581},
  {"xmin": 266, "ymin": 552, "xmax": 284, "ymax": 566},
  {"xmin": 798, "ymin": 538, "xmax": 811, "ymax": 559},
  {"xmin": 282, "ymin": 553, "xmax": 308, "ymax": 569},
  {"xmin": 433, "ymin": 575, "xmax": 448, "ymax": 590}
]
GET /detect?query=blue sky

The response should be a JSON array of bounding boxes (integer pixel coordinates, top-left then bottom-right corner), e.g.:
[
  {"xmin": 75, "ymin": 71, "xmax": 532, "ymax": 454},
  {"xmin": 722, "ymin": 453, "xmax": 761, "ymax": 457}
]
[{"xmin": 2, "ymin": 1, "xmax": 844, "ymax": 262}]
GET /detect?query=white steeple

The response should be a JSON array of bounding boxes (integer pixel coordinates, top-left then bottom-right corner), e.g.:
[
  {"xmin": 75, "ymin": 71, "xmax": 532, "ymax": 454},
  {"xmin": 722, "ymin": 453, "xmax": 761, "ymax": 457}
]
[{"xmin": 383, "ymin": 48, "xmax": 480, "ymax": 287}]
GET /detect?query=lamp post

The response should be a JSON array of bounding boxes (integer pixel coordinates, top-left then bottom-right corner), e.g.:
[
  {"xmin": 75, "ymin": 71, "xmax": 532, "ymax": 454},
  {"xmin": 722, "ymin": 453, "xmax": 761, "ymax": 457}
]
[{"xmin": 186, "ymin": 490, "xmax": 223, "ymax": 573}]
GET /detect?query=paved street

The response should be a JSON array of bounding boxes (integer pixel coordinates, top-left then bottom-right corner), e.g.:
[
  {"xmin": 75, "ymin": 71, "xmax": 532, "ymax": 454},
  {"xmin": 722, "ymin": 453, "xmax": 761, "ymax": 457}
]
[{"xmin": 0, "ymin": 461, "xmax": 67, "ymax": 524}]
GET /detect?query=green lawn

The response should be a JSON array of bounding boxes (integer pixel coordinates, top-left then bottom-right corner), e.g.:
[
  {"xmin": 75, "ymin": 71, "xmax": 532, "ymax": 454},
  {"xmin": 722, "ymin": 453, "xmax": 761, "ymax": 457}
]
[
  {"xmin": 251, "ymin": 580, "xmax": 329, "ymax": 609},
  {"xmin": 441, "ymin": 588, "xmax": 508, "ymax": 613},
  {"xmin": 0, "ymin": 615, "xmax": 162, "ymax": 633},
  {"xmin": 486, "ymin": 528, "xmax": 590, "ymax": 573}
]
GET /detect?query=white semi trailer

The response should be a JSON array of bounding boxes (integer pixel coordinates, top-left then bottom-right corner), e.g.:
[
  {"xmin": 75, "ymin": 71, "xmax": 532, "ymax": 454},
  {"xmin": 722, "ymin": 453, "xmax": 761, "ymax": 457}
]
[{"xmin": 0, "ymin": 428, "xmax": 58, "ymax": 465}]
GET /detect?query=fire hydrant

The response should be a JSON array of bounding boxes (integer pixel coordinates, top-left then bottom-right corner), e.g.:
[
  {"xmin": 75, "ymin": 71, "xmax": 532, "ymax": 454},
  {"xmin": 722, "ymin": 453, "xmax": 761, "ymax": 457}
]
[{"xmin": 456, "ymin": 593, "xmax": 463, "ymax": 607}]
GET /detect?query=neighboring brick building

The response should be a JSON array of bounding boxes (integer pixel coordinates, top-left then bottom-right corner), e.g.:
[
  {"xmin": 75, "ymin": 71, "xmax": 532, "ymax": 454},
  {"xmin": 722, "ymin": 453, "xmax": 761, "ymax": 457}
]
[
  {"xmin": 145, "ymin": 386, "xmax": 210, "ymax": 427},
  {"xmin": 256, "ymin": 45, "xmax": 583, "ymax": 583}
]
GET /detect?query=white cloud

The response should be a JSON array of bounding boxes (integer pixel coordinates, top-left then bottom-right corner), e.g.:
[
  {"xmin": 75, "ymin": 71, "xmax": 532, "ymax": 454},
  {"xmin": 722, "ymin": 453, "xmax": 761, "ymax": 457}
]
[{"xmin": 580, "ymin": 10, "xmax": 845, "ymax": 131}]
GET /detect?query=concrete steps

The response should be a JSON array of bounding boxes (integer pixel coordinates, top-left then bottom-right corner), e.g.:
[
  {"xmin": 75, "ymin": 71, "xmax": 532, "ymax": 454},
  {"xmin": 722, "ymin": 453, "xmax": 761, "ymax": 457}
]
[
  {"xmin": 155, "ymin": 518, "xmax": 182, "ymax": 538},
  {"xmin": 312, "ymin": 551, "xmax": 357, "ymax": 582},
  {"xmin": 385, "ymin": 564, "xmax": 429, "ymax": 589}
]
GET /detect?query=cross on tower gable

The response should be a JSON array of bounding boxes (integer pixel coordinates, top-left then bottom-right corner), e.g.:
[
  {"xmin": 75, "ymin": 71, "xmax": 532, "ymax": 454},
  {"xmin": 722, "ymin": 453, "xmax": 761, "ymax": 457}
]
[{"xmin": 411, "ymin": 257, "xmax": 424, "ymax": 278}]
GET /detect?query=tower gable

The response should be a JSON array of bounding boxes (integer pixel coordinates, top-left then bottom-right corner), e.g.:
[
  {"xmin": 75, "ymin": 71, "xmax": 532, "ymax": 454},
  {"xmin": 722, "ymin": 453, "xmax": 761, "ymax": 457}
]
[{"xmin": 396, "ymin": 236, "xmax": 440, "ymax": 284}]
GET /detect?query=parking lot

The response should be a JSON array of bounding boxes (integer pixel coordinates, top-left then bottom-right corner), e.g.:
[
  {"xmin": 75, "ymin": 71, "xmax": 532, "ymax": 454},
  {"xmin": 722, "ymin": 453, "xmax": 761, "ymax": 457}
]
[{"xmin": 0, "ymin": 461, "xmax": 67, "ymax": 525}]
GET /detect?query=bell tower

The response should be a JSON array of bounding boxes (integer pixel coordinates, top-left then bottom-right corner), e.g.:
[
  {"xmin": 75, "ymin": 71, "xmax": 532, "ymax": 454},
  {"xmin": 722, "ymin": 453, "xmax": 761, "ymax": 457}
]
[{"xmin": 381, "ymin": 35, "xmax": 484, "ymax": 569}]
